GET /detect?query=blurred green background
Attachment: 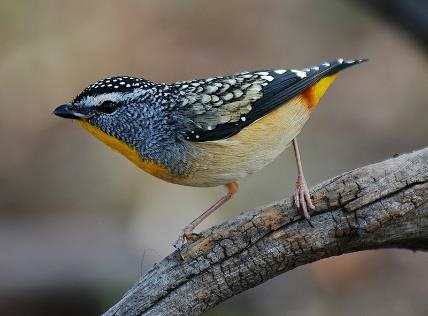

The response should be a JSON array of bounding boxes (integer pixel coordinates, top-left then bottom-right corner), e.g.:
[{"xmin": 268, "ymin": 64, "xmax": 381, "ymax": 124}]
[{"xmin": 1, "ymin": 1, "xmax": 427, "ymax": 315}]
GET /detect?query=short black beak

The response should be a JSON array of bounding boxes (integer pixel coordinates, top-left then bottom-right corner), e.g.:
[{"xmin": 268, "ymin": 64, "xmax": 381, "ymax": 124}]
[{"xmin": 53, "ymin": 104, "xmax": 91, "ymax": 119}]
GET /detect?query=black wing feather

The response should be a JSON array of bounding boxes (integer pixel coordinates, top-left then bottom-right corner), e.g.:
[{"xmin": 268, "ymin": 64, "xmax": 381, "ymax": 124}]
[{"xmin": 180, "ymin": 58, "xmax": 366, "ymax": 142}]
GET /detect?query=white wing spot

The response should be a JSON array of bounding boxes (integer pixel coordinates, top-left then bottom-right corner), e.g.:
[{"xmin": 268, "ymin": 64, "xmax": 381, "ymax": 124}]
[
  {"xmin": 233, "ymin": 89, "xmax": 243, "ymax": 98},
  {"xmin": 211, "ymin": 95, "xmax": 220, "ymax": 102},
  {"xmin": 241, "ymin": 116, "xmax": 246, "ymax": 122},
  {"xmin": 322, "ymin": 62, "xmax": 330, "ymax": 67},
  {"xmin": 257, "ymin": 71, "xmax": 270, "ymax": 76},
  {"xmin": 338, "ymin": 58, "xmax": 344, "ymax": 64},
  {"xmin": 261, "ymin": 75, "xmax": 274, "ymax": 81},
  {"xmin": 222, "ymin": 92, "xmax": 234, "ymax": 101},
  {"xmin": 205, "ymin": 85, "xmax": 218, "ymax": 94},
  {"xmin": 201, "ymin": 95, "xmax": 211, "ymax": 103},
  {"xmin": 274, "ymin": 69, "xmax": 286, "ymax": 74},
  {"xmin": 291, "ymin": 70, "xmax": 307, "ymax": 78},
  {"xmin": 311, "ymin": 66, "xmax": 319, "ymax": 71},
  {"xmin": 195, "ymin": 135, "xmax": 200, "ymax": 139}
]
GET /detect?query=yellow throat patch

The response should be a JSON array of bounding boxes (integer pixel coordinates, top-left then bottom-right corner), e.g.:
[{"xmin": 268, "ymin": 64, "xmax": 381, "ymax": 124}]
[{"xmin": 77, "ymin": 120, "xmax": 178, "ymax": 181}]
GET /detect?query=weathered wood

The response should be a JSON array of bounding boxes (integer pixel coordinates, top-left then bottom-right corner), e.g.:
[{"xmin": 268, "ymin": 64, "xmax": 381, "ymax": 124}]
[{"xmin": 104, "ymin": 147, "xmax": 428, "ymax": 316}]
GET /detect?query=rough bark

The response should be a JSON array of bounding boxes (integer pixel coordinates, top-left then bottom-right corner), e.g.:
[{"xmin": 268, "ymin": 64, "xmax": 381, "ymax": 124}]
[{"xmin": 104, "ymin": 147, "xmax": 428, "ymax": 316}]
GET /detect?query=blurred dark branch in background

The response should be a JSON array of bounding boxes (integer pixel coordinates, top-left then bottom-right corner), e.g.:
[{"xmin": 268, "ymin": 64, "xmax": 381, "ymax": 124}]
[
  {"xmin": 104, "ymin": 148, "xmax": 428, "ymax": 316},
  {"xmin": 355, "ymin": 0, "xmax": 428, "ymax": 51}
]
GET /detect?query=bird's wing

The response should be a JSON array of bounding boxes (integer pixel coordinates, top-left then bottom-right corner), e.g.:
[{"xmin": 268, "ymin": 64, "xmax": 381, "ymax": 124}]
[{"xmin": 173, "ymin": 58, "xmax": 366, "ymax": 142}]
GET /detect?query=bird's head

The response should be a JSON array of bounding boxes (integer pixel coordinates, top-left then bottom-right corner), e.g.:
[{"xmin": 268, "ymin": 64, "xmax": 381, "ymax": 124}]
[
  {"xmin": 54, "ymin": 76, "xmax": 156, "ymax": 128},
  {"xmin": 53, "ymin": 76, "xmax": 166, "ymax": 150},
  {"xmin": 53, "ymin": 76, "xmax": 188, "ymax": 178}
]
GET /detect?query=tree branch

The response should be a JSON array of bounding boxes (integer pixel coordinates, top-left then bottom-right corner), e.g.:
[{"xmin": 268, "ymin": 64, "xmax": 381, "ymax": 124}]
[{"xmin": 104, "ymin": 147, "xmax": 428, "ymax": 316}]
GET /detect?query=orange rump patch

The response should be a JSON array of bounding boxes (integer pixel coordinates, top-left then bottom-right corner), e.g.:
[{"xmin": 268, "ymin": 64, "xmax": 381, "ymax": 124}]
[{"xmin": 302, "ymin": 74, "xmax": 338, "ymax": 109}]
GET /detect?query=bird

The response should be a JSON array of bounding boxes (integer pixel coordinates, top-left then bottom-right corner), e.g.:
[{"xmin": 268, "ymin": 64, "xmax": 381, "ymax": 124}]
[{"xmin": 54, "ymin": 57, "xmax": 367, "ymax": 249}]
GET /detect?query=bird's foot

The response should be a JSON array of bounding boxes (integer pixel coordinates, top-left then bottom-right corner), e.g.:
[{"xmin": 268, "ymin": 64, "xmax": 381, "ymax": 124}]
[
  {"xmin": 294, "ymin": 175, "xmax": 315, "ymax": 219},
  {"xmin": 173, "ymin": 227, "xmax": 200, "ymax": 250}
]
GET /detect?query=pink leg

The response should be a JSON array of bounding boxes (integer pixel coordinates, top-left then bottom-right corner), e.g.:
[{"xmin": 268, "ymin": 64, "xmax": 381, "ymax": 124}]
[
  {"xmin": 292, "ymin": 138, "xmax": 314, "ymax": 219},
  {"xmin": 174, "ymin": 181, "xmax": 240, "ymax": 249}
]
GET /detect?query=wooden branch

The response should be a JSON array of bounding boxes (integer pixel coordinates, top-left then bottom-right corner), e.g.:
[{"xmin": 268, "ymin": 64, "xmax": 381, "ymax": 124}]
[{"xmin": 104, "ymin": 148, "xmax": 428, "ymax": 316}]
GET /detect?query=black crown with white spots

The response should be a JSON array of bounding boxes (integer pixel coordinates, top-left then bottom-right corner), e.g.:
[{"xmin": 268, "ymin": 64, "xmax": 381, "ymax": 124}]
[{"xmin": 73, "ymin": 76, "xmax": 155, "ymax": 103}]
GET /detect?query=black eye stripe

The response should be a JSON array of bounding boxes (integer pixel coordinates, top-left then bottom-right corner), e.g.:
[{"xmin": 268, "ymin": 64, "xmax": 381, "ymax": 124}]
[{"xmin": 99, "ymin": 101, "xmax": 119, "ymax": 114}]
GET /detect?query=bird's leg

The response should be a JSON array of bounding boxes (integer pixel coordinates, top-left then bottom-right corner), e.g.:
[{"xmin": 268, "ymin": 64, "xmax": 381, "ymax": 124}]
[
  {"xmin": 292, "ymin": 137, "xmax": 314, "ymax": 219},
  {"xmin": 173, "ymin": 181, "xmax": 240, "ymax": 250}
]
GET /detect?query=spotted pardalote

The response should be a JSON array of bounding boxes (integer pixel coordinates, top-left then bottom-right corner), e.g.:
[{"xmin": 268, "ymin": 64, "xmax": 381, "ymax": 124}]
[{"xmin": 54, "ymin": 57, "xmax": 367, "ymax": 249}]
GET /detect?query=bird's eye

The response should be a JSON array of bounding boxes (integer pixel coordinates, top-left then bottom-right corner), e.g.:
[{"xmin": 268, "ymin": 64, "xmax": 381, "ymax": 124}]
[{"xmin": 99, "ymin": 101, "xmax": 119, "ymax": 114}]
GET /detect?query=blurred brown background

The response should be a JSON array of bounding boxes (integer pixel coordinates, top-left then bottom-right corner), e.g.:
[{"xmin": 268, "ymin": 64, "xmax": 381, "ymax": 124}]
[{"xmin": 1, "ymin": 1, "xmax": 427, "ymax": 315}]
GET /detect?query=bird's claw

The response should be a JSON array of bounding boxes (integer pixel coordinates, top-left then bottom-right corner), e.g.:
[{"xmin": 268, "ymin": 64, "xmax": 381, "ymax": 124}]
[
  {"xmin": 173, "ymin": 227, "xmax": 200, "ymax": 250},
  {"xmin": 294, "ymin": 175, "xmax": 315, "ymax": 219}
]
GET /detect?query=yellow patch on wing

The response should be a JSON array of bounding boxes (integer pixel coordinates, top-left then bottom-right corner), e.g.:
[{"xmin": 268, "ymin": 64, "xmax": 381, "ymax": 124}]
[
  {"xmin": 302, "ymin": 74, "xmax": 338, "ymax": 109},
  {"xmin": 77, "ymin": 120, "xmax": 183, "ymax": 183}
]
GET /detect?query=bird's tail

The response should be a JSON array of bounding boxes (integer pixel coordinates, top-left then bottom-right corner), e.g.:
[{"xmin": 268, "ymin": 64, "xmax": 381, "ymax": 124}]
[{"xmin": 303, "ymin": 58, "xmax": 368, "ymax": 109}]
